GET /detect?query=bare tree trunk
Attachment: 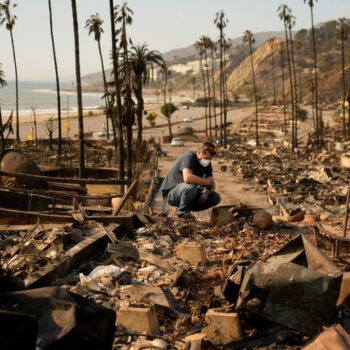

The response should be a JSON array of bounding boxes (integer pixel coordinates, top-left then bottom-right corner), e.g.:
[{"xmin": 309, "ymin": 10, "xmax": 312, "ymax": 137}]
[
  {"xmin": 210, "ymin": 49, "xmax": 218, "ymax": 139},
  {"xmin": 48, "ymin": 0, "xmax": 62, "ymax": 155},
  {"xmin": 0, "ymin": 106, "xmax": 4, "ymax": 151},
  {"xmin": 109, "ymin": 0, "xmax": 125, "ymax": 182},
  {"xmin": 199, "ymin": 54, "xmax": 208, "ymax": 137},
  {"xmin": 9, "ymin": 29, "xmax": 19, "ymax": 143},
  {"xmin": 289, "ymin": 28, "xmax": 299, "ymax": 149},
  {"xmin": 71, "ymin": 0, "xmax": 85, "ymax": 178},
  {"xmin": 341, "ymin": 29, "xmax": 347, "ymax": 139},
  {"xmin": 310, "ymin": 6, "xmax": 321, "ymax": 144},
  {"xmin": 223, "ymin": 41, "xmax": 228, "ymax": 148},
  {"xmin": 97, "ymin": 39, "xmax": 110, "ymax": 140},
  {"xmin": 249, "ymin": 43, "xmax": 259, "ymax": 147},
  {"xmin": 284, "ymin": 25, "xmax": 295, "ymax": 151},
  {"xmin": 204, "ymin": 49, "xmax": 212, "ymax": 141},
  {"xmin": 280, "ymin": 48, "xmax": 287, "ymax": 134}
]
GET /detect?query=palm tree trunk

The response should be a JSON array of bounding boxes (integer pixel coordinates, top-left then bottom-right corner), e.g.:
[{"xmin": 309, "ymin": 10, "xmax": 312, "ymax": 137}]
[
  {"xmin": 71, "ymin": 0, "xmax": 85, "ymax": 178},
  {"xmin": 48, "ymin": 0, "xmax": 62, "ymax": 155},
  {"xmin": 199, "ymin": 54, "xmax": 208, "ymax": 136},
  {"xmin": 0, "ymin": 106, "xmax": 4, "ymax": 151},
  {"xmin": 341, "ymin": 30, "xmax": 346, "ymax": 139},
  {"xmin": 280, "ymin": 48, "xmax": 287, "ymax": 134},
  {"xmin": 97, "ymin": 39, "xmax": 110, "ymax": 140},
  {"xmin": 210, "ymin": 49, "xmax": 218, "ymax": 139},
  {"xmin": 289, "ymin": 28, "xmax": 299, "ymax": 149},
  {"xmin": 249, "ymin": 43, "xmax": 259, "ymax": 147},
  {"xmin": 310, "ymin": 6, "xmax": 320, "ymax": 144},
  {"xmin": 109, "ymin": 0, "xmax": 125, "ymax": 181},
  {"xmin": 219, "ymin": 30, "xmax": 224, "ymax": 146},
  {"xmin": 9, "ymin": 29, "xmax": 19, "ymax": 143},
  {"xmin": 136, "ymin": 83, "xmax": 144, "ymax": 144},
  {"xmin": 223, "ymin": 41, "xmax": 228, "ymax": 148},
  {"xmin": 284, "ymin": 25, "xmax": 295, "ymax": 151},
  {"xmin": 204, "ymin": 50, "xmax": 212, "ymax": 141}
]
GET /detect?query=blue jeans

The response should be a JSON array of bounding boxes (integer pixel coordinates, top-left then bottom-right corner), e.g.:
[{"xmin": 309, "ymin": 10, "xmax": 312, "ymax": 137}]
[{"xmin": 166, "ymin": 183, "xmax": 221, "ymax": 217}]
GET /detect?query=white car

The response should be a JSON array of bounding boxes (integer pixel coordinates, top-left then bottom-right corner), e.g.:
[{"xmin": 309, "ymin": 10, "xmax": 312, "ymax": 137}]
[
  {"xmin": 171, "ymin": 138, "xmax": 184, "ymax": 147},
  {"xmin": 183, "ymin": 116, "xmax": 193, "ymax": 123},
  {"xmin": 96, "ymin": 129, "xmax": 108, "ymax": 137}
]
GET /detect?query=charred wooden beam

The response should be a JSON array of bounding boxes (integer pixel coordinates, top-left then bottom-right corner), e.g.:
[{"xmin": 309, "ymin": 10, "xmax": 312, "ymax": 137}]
[{"xmin": 0, "ymin": 170, "xmax": 130, "ymax": 185}]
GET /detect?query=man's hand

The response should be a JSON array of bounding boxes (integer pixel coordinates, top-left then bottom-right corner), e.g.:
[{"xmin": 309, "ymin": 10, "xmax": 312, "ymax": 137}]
[{"xmin": 206, "ymin": 178, "xmax": 215, "ymax": 190}]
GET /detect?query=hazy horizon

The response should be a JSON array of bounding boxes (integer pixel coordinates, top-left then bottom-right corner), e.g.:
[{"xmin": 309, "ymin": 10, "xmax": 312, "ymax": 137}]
[{"xmin": 0, "ymin": 0, "xmax": 349, "ymax": 81}]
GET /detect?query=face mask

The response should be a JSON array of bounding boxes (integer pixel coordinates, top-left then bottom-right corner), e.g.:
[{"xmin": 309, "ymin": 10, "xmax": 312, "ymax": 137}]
[{"xmin": 199, "ymin": 159, "xmax": 211, "ymax": 167}]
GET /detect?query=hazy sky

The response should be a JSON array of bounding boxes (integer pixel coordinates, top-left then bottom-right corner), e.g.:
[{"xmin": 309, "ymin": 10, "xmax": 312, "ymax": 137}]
[{"xmin": 0, "ymin": 0, "xmax": 348, "ymax": 81}]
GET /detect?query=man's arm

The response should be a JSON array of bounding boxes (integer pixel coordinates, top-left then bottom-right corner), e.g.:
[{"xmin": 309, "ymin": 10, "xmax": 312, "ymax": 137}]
[{"xmin": 183, "ymin": 168, "xmax": 214, "ymax": 187}]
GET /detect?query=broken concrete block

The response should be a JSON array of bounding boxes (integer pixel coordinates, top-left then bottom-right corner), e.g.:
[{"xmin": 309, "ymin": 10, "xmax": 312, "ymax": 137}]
[
  {"xmin": 201, "ymin": 309, "xmax": 242, "ymax": 345},
  {"xmin": 210, "ymin": 206, "xmax": 235, "ymax": 227},
  {"xmin": 117, "ymin": 306, "xmax": 159, "ymax": 335},
  {"xmin": 176, "ymin": 243, "xmax": 207, "ymax": 266},
  {"xmin": 184, "ymin": 333, "xmax": 207, "ymax": 350},
  {"xmin": 253, "ymin": 210, "xmax": 272, "ymax": 229}
]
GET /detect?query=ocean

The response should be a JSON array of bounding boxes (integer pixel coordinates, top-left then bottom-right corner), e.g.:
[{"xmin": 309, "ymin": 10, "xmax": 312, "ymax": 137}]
[{"xmin": 0, "ymin": 80, "xmax": 105, "ymax": 115}]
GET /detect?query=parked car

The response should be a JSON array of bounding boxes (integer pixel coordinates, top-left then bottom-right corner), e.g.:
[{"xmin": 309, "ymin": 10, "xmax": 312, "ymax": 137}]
[
  {"xmin": 183, "ymin": 116, "xmax": 193, "ymax": 123},
  {"xmin": 96, "ymin": 129, "xmax": 108, "ymax": 137},
  {"xmin": 171, "ymin": 137, "xmax": 184, "ymax": 147}
]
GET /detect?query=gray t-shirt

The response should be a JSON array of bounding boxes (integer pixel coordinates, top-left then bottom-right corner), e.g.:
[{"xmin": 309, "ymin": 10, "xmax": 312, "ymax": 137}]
[{"xmin": 160, "ymin": 151, "xmax": 213, "ymax": 195}]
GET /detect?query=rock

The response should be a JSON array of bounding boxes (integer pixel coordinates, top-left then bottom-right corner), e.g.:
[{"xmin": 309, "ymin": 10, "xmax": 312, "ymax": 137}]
[
  {"xmin": 210, "ymin": 206, "xmax": 235, "ymax": 227},
  {"xmin": 253, "ymin": 210, "xmax": 272, "ymax": 229}
]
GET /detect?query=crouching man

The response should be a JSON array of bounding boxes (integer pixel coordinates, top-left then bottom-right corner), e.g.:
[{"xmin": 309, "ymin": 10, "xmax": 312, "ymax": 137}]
[{"xmin": 160, "ymin": 142, "xmax": 221, "ymax": 219}]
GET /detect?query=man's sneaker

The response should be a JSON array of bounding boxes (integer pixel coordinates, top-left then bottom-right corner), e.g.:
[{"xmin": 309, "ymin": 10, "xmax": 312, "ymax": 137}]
[{"xmin": 177, "ymin": 212, "xmax": 196, "ymax": 221}]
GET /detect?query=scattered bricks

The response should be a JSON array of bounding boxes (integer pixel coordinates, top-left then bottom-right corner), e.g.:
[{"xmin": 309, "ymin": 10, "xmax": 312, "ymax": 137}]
[
  {"xmin": 201, "ymin": 309, "xmax": 243, "ymax": 345},
  {"xmin": 116, "ymin": 306, "xmax": 159, "ymax": 335},
  {"xmin": 253, "ymin": 210, "xmax": 272, "ymax": 229},
  {"xmin": 176, "ymin": 242, "xmax": 207, "ymax": 266},
  {"xmin": 210, "ymin": 206, "xmax": 235, "ymax": 227}
]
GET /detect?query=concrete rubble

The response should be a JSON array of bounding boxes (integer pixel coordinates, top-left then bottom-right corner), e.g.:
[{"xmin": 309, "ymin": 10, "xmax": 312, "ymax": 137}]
[{"xmin": 2, "ymin": 136, "xmax": 350, "ymax": 349}]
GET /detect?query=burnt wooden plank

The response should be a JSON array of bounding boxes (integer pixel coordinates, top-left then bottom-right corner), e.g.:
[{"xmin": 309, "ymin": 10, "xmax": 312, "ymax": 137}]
[
  {"xmin": 26, "ymin": 231, "xmax": 109, "ymax": 288},
  {"xmin": 0, "ymin": 170, "xmax": 130, "ymax": 185}
]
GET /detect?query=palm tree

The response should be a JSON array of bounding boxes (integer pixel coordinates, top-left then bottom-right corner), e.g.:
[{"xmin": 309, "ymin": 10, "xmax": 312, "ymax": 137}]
[
  {"xmin": 71, "ymin": 0, "xmax": 85, "ymax": 178},
  {"xmin": 115, "ymin": 2, "xmax": 133, "ymax": 180},
  {"xmin": 48, "ymin": 0, "xmax": 62, "ymax": 155},
  {"xmin": 268, "ymin": 38, "xmax": 277, "ymax": 105},
  {"xmin": 200, "ymin": 35, "xmax": 213, "ymax": 140},
  {"xmin": 278, "ymin": 42, "xmax": 288, "ymax": 134},
  {"xmin": 0, "ymin": 63, "xmax": 6, "ymax": 87},
  {"xmin": 304, "ymin": 0, "xmax": 321, "ymax": 144},
  {"xmin": 288, "ymin": 13, "xmax": 299, "ymax": 149},
  {"xmin": 214, "ymin": 10, "xmax": 228, "ymax": 146},
  {"xmin": 109, "ymin": 0, "xmax": 124, "ymax": 181},
  {"xmin": 0, "ymin": 0, "xmax": 19, "ymax": 142},
  {"xmin": 278, "ymin": 4, "xmax": 296, "ymax": 149},
  {"xmin": 85, "ymin": 13, "xmax": 111, "ymax": 140},
  {"xmin": 128, "ymin": 43, "xmax": 165, "ymax": 144},
  {"xmin": 208, "ymin": 40, "xmax": 218, "ymax": 137},
  {"xmin": 337, "ymin": 18, "xmax": 350, "ymax": 139},
  {"xmin": 243, "ymin": 30, "xmax": 259, "ymax": 147},
  {"xmin": 194, "ymin": 39, "xmax": 208, "ymax": 136}
]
